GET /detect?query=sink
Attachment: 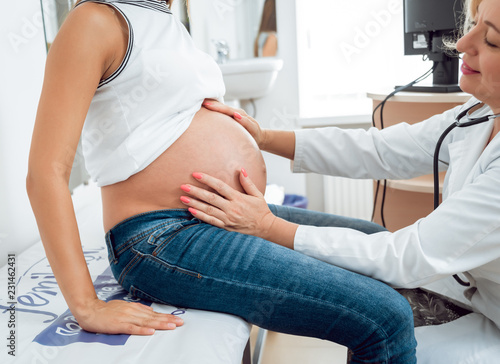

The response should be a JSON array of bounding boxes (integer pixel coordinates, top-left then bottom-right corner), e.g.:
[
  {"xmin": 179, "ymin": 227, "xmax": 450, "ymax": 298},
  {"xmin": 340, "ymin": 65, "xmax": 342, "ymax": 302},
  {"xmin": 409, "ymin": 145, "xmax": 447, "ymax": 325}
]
[{"xmin": 218, "ymin": 58, "xmax": 284, "ymax": 101}]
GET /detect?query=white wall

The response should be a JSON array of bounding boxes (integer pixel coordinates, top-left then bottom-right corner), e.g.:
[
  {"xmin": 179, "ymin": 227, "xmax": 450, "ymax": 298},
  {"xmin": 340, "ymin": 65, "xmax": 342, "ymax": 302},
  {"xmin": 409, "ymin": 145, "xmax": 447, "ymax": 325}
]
[
  {"xmin": 189, "ymin": 0, "xmax": 307, "ymax": 196},
  {"xmin": 0, "ymin": 0, "xmax": 47, "ymax": 266},
  {"xmin": 189, "ymin": 0, "xmax": 264, "ymax": 60},
  {"xmin": 295, "ymin": 0, "xmax": 431, "ymax": 118},
  {"xmin": 251, "ymin": 0, "xmax": 306, "ymax": 196},
  {"xmin": 179, "ymin": 0, "xmax": 439, "ymax": 201}
]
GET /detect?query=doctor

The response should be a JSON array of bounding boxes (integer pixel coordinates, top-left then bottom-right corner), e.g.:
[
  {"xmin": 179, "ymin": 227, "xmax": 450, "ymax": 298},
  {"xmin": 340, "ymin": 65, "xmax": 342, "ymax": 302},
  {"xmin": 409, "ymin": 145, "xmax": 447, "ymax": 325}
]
[{"xmin": 180, "ymin": 0, "xmax": 500, "ymax": 362}]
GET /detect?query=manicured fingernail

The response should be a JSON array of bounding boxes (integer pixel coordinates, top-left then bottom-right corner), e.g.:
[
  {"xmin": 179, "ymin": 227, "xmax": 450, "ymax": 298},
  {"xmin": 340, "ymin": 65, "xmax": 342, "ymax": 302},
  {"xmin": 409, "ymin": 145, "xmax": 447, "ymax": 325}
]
[
  {"xmin": 181, "ymin": 185, "xmax": 191, "ymax": 192},
  {"xmin": 203, "ymin": 101, "xmax": 212, "ymax": 106},
  {"xmin": 147, "ymin": 328, "xmax": 156, "ymax": 334},
  {"xmin": 241, "ymin": 168, "xmax": 248, "ymax": 177},
  {"xmin": 192, "ymin": 172, "xmax": 203, "ymax": 180},
  {"xmin": 188, "ymin": 208, "xmax": 198, "ymax": 215},
  {"xmin": 167, "ymin": 323, "xmax": 176, "ymax": 329},
  {"xmin": 234, "ymin": 112, "xmax": 242, "ymax": 120},
  {"xmin": 180, "ymin": 196, "xmax": 190, "ymax": 204}
]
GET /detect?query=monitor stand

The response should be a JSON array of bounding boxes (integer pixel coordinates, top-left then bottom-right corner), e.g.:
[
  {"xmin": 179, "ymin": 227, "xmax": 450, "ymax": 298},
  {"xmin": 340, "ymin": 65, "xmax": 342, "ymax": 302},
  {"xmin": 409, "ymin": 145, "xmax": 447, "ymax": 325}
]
[
  {"xmin": 395, "ymin": 59, "xmax": 462, "ymax": 93},
  {"xmin": 395, "ymin": 84, "xmax": 462, "ymax": 93}
]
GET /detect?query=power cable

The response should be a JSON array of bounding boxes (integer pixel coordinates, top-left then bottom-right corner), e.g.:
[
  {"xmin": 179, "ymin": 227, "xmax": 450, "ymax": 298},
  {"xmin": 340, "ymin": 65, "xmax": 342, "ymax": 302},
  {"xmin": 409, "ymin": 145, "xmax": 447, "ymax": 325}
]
[{"xmin": 370, "ymin": 65, "xmax": 437, "ymax": 227}]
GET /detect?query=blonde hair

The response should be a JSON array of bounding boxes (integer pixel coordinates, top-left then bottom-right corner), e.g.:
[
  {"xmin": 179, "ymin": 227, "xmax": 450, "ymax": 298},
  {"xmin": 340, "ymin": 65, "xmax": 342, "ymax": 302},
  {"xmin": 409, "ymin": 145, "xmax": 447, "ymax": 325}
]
[
  {"xmin": 443, "ymin": 0, "xmax": 479, "ymax": 52},
  {"xmin": 464, "ymin": 0, "xmax": 482, "ymax": 32}
]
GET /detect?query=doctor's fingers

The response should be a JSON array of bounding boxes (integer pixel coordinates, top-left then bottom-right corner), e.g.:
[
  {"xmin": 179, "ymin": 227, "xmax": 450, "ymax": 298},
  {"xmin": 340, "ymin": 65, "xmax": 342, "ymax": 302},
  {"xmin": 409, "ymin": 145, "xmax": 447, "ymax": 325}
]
[
  {"xmin": 191, "ymin": 172, "xmax": 242, "ymax": 200},
  {"xmin": 179, "ymin": 194, "xmax": 229, "ymax": 229},
  {"xmin": 185, "ymin": 204, "xmax": 228, "ymax": 229},
  {"xmin": 180, "ymin": 185, "xmax": 230, "ymax": 210},
  {"xmin": 202, "ymin": 101, "xmax": 263, "ymax": 144},
  {"xmin": 202, "ymin": 100, "xmax": 247, "ymax": 119}
]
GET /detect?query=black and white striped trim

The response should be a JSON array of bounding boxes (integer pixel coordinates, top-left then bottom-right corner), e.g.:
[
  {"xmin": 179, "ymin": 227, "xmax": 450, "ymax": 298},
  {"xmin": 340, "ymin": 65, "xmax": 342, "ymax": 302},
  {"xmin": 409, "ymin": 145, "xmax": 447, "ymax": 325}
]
[
  {"xmin": 97, "ymin": 6, "xmax": 134, "ymax": 87},
  {"xmin": 76, "ymin": 0, "xmax": 171, "ymax": 14},
  {"xmin": 115, "ymin": 0, "xmax": 172, "ymax": 14},
  {"xmin": 73, "ymin": 0, "xmax": 172, "ymax": 87},
  {"xmin": 74, "ymin": 0, "xmax": 139, "ymax": 88}
]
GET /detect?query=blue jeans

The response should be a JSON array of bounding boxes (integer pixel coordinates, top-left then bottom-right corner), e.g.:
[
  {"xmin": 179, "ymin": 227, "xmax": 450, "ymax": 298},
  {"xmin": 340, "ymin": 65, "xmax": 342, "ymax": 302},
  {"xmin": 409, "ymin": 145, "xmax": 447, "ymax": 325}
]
[{"xmin": 105, "ymin": 205, "xmax": 416, "ymax": 363}]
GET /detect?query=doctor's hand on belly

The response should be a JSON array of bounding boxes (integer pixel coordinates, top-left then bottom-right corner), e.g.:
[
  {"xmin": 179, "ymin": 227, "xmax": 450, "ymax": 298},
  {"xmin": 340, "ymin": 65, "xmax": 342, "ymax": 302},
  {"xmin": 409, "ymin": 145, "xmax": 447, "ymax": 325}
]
[
  {"xmin": 202, "ymin": 100, "xmax": 267, "ymax": 149},
  {"xmin": 202, "ymin": 99, "xmax": 297, "ymax": 161},
  {"xmin": 179, "ymin": 169, "xmax": 299, "ymax": 250}
]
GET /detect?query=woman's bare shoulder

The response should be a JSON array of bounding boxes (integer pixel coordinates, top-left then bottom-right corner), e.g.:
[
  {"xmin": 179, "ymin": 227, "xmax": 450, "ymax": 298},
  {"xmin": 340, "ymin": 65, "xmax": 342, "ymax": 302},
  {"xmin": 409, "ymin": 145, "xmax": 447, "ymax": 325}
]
[
  {"xmin": 59, "ymin": 1, "xmax": 126, "ymax": 50},
  {"xmin": 49, "ymin": 1, "xmax": 128, "ymax": 76},
  {"xmin": 70, "ymin": 1, "xmax": 121, "ymax": 21}
]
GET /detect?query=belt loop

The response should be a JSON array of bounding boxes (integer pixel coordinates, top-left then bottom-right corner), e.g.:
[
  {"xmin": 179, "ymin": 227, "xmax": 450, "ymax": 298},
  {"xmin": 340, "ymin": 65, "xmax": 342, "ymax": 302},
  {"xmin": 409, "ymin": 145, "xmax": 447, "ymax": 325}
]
[{"xmin": 105, "ymin": 231, "xmax": 118, "ymax": 264}]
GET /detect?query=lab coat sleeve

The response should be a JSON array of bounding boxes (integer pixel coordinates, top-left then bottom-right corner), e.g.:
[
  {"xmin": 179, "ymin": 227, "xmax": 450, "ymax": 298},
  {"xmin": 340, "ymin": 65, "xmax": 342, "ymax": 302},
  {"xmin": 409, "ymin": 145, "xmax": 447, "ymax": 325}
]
[
  {"xmin": 292, "ymin": 105, "xmax": 466, "ymax": 180},
  {"xmin": 294, "ymin": 157, "xmax": 500, "ymax": 288}
]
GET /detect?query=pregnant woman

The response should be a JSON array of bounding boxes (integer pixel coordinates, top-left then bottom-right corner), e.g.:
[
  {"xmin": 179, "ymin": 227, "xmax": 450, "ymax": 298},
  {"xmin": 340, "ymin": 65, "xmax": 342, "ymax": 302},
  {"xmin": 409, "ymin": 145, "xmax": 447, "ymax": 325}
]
[{"xmin": 26, "ymin": 1, "xmax": 416, "ymax": 362}]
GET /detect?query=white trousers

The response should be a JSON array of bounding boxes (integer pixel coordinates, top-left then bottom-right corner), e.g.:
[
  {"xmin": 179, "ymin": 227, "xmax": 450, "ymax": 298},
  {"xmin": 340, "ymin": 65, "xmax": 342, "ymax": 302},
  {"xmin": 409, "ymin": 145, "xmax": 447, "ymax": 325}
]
[{"xmin": 415, "ymin": 313, "xmax": 500, "ymax": 364}]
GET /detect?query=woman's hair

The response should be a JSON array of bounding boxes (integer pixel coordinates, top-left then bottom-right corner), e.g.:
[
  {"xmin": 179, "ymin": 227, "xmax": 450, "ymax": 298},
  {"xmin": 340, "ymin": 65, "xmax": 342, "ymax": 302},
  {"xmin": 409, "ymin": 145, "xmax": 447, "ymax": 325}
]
[
  {"xmin": 443, "ymin": 0, "xmax": 480, "ymax": 52},
  {"xmin": 464, "ymin": 0, "xmax": 481, "ymax": 32}
]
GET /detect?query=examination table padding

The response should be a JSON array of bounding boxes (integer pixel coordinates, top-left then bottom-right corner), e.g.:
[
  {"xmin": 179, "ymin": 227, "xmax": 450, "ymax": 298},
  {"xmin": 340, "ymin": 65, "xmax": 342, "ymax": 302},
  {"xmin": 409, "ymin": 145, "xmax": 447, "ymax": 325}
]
[{"xmin": 0, "ymin": 184, "xmax": 251, "ymax": 364}]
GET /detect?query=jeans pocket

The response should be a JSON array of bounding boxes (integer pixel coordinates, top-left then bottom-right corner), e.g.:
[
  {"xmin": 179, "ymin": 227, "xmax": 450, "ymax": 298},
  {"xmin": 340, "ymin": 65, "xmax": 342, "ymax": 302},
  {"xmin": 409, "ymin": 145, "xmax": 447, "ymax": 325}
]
[
  {"xmin": 135, "ymin": 219, "xmax": 200, "ymax": 258},
  {"xmin": 146, "ymin": 220, "xmax": 188, "ymax": 246}
]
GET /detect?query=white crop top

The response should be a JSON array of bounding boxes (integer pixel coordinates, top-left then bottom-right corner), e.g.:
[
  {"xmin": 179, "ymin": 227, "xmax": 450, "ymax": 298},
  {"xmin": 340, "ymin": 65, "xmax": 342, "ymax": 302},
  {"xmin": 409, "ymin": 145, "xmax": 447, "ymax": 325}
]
[{"xmin": 76, "ymin": 0, "xmax": 225, "ymax": 186}]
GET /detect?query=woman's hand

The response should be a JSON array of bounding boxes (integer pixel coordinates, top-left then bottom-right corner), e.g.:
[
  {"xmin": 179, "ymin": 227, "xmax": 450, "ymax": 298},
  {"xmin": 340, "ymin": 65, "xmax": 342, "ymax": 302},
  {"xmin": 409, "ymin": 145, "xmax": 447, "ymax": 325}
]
[
  {"xmin": 202, "ymin": 99, "xmax": 267, "ymax": 149},
  {"xmin": 180, "ymin": 169, "xmax": 276, "ymax": 238},
  {"xmin": 75, "ymin": 298, "xmax": 184, "ymax": 335}
]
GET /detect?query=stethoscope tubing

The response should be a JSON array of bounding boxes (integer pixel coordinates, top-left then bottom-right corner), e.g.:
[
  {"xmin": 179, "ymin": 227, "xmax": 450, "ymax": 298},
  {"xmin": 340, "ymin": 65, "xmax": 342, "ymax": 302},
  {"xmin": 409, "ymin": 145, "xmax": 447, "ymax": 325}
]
[{"xmin": 432, "ymin": 103, "xmax": 500, "ymax": 286}]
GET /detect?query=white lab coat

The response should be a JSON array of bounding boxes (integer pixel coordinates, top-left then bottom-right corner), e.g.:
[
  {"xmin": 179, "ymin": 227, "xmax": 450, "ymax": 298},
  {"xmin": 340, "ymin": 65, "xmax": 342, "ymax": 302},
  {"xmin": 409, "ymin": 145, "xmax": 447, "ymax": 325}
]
[{"xmin": 292, "ymin": 96, "xmax": 500, "ymax": 363}]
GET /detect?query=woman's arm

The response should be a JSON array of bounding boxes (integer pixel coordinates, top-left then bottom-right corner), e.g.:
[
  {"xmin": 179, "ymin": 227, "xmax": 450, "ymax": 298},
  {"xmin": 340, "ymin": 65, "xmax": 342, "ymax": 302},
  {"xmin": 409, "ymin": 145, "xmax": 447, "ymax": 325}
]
[
  {"xmin": 27, "ymin": 3, "xmax": 182, "ymax": 334},
  {"xmin": 203, "ymin": 101, "xmax": 296, "ymax": 160}
]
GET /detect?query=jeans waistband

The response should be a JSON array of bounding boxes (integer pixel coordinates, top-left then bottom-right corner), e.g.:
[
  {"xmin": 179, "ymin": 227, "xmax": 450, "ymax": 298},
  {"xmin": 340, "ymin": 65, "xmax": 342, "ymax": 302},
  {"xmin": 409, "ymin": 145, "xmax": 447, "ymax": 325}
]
[{"xmin": 105, "ymin": 209, "xmax": 196, "ymax": 263}]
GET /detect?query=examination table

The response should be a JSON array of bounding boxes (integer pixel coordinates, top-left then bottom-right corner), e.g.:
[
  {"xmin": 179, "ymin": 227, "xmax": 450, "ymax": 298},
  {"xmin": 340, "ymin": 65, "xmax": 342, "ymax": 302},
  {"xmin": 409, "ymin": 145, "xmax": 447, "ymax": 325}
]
[{"xmin": 0, "ymin": 183, "xmax": 254, "ymax": 364}]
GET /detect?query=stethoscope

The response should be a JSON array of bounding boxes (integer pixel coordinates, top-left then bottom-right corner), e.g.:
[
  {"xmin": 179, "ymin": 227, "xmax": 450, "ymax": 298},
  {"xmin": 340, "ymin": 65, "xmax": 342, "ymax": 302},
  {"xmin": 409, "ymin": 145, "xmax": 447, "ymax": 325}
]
[{"xmin": 433, "ymin": 102, "xmax": 500, "ymax": 286}]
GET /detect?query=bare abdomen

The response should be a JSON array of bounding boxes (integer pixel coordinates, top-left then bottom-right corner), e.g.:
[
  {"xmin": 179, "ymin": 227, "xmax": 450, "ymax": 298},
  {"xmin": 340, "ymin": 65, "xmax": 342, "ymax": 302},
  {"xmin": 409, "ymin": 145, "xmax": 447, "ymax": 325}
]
[{"xmin": 101, "ymin": 108, "xmax": 267, "ymax": 231}]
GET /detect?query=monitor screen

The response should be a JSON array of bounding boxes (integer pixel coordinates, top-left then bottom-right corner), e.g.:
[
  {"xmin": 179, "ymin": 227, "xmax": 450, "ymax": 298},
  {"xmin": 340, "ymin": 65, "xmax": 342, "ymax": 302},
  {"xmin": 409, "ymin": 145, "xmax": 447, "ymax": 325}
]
[
  {"xmin": 402, "ymin": 0, "xmax": 465, "ymax": 92},
  {"xmin": 404, "ymin": 0, "xmax": 464, "ymax": 56},
  {"xmin": 405, "ymin": 0, "xmax": 462, "ymax": 34}
]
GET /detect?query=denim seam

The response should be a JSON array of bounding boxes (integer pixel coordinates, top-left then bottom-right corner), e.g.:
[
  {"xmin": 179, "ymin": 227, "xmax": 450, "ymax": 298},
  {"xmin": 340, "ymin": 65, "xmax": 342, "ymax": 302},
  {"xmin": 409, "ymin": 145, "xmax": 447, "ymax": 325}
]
[
  {"xmin": 150, "ymin": 224, "xmax": 198, "ymax": 258},
  {"xmin": 127, "ymin": 222, "xmax": 202, "ymax": 280},
  {"xmin": 118, "ymin": 225, "xmax": 202, "ymax": 284},
  {"xmin": 117, "ymin": 253, "xmax": 142, "ymax": 286},
  {"xmin": 105, "ymin": 231, "xmax": 117, "ymax": 264},
  {"xmin": 129, "ymin": 285, "xmax": 172, "ymax": 305},
  {"xmin": 147, "ymin": 222, "xmax": 187, "ymax": 245},
  {"xmin": 114, "ymin": 219, "xmax": 185, "ymax": 257},
  {"xmin": 123, "ymin": 220, "xmax": 180, "ymax": 246},
  {"xmin": 141, "ymin": 254, "xmax": 202, "ymax": 279}
]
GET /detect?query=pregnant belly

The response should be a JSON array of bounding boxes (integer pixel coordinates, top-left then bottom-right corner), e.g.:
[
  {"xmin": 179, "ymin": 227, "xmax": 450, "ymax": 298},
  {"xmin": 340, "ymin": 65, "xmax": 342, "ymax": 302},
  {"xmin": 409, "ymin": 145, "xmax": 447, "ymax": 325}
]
[{"xmin": 101, "ymin": 108, "xmax": 267, "ymax": 231}]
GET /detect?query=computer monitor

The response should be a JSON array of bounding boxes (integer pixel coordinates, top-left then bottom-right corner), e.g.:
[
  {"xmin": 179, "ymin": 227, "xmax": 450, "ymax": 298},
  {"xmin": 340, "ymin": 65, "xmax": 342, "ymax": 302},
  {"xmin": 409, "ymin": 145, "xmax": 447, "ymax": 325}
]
[{"xmin": 403, "ymin": 0, "xmax": 464, "ymax": 92}]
